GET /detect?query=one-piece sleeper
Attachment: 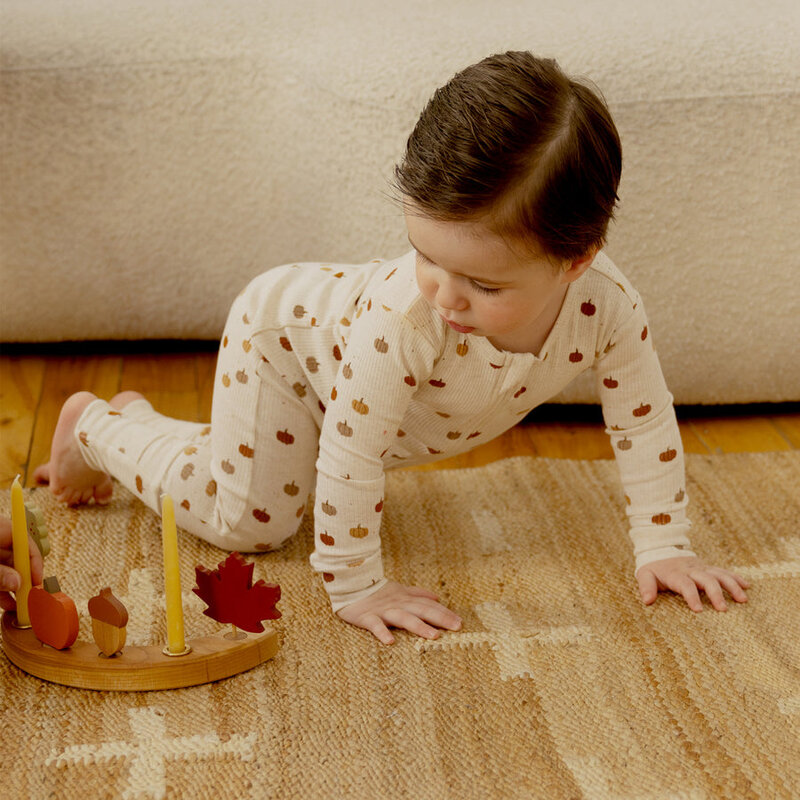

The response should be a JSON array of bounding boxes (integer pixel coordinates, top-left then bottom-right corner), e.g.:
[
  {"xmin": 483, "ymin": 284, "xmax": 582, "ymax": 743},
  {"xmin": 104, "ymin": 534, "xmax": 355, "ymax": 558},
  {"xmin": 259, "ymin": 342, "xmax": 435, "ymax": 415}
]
[{"xmin": 75, "ymin": 249, "xmax": 694, "ymax": 611}]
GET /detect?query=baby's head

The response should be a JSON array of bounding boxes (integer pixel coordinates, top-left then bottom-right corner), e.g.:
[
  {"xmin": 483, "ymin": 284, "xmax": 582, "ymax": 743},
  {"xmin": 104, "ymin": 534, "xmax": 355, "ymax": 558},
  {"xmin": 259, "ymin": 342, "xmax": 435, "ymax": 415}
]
[{"xmin": 395, "ymin": 51, "xmax": 622, "ymax": 265}]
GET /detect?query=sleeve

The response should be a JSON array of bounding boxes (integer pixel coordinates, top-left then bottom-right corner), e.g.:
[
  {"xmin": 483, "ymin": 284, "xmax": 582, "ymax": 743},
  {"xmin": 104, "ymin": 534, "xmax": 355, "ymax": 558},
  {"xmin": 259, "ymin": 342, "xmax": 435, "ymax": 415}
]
[
  {"xmin": 595, "ymin": 297, "xmax": 696, "ymax": 574},
  {"xmin": 309, "ymin": 304, "xmax": 437, "ymax": 611}
]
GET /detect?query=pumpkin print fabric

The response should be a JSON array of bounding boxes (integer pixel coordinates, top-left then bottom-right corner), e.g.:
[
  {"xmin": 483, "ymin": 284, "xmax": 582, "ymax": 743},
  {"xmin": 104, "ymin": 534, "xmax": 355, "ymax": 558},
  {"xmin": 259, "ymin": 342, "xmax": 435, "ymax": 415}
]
[{"xmin": 73, "ymin": 249, "xmax": 693, "ymax": 613}]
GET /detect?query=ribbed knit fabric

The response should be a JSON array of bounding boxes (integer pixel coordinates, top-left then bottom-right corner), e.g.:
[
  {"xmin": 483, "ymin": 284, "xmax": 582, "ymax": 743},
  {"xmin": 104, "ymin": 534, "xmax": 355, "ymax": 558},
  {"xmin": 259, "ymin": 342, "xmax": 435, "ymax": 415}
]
[
  {"xmin": 76, "ymin": 248, "xmax": 692, "ymax": 610},
  {"xmin": 242, "ymin": 250, "xmax": 694, "ymax": 609}
]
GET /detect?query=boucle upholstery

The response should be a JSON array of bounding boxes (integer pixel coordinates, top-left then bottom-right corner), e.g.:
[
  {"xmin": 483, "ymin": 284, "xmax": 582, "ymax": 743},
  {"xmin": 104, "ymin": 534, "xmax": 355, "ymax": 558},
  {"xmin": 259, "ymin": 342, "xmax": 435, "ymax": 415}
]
[{"xmin": 1, "ymin": 0, "xmax": 798, "ymax": 403}]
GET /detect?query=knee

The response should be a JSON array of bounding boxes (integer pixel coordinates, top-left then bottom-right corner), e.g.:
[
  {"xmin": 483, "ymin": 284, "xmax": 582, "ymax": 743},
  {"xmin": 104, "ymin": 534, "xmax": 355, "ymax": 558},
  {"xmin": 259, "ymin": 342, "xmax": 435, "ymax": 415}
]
[{"xmin": 209, "ymin": 501, "xmax": 307, "ymax": 553}]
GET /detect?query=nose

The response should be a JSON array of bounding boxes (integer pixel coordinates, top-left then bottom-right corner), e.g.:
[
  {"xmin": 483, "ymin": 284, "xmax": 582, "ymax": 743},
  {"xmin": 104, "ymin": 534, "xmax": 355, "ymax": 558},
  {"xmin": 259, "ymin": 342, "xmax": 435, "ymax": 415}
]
[{"xmin": 435, "ymin": 275, "xmax": 469, "ymax": 312}]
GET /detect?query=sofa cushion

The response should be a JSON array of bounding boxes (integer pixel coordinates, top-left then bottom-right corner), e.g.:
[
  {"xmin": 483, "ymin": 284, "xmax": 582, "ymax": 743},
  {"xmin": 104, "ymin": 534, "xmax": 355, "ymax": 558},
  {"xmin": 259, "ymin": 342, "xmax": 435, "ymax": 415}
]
[{"xmin": 1, "ymin": 0, "xmax": 797, "ymax": 402}]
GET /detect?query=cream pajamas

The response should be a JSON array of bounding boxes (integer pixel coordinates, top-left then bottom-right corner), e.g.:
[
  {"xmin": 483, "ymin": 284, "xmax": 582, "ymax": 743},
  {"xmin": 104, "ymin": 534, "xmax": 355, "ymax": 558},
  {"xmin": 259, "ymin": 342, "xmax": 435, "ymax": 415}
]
[{"xmin": 75, "ymin": 250, "xmax": 695, "ymax": 611}]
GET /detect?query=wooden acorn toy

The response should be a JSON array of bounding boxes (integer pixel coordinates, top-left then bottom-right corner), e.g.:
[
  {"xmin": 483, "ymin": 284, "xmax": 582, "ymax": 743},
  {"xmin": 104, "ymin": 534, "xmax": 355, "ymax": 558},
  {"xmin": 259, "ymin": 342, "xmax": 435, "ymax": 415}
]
[
  {"xmin": 88, "ymin": 587, "xmax": 129, "ymax": 657},
  {"xmin": 28, "ymin": 577, "xmax": 79, "ymax": 650}
]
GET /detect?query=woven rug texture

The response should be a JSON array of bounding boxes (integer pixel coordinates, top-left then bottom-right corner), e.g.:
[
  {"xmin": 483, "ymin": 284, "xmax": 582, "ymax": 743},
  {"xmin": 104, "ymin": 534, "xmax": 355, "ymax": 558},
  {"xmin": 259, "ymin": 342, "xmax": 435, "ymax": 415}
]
[{"xmin": 1, "ymin": 451, "xmax": 799, "ymax": 800}]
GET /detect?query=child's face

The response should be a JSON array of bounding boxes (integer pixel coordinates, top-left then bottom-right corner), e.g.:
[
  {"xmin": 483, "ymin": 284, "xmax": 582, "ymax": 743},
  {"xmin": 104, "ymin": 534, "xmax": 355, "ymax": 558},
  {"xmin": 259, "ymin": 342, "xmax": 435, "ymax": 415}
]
[{"xmin": 406, "ymin": 211, "xmax": 592, "ymax": 354}]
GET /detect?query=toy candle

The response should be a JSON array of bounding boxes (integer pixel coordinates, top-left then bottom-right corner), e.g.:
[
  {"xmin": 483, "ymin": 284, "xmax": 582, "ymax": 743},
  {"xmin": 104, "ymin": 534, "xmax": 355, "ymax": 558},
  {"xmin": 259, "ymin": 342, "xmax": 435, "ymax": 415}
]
[
  {"xmin": 161, "ymin": 494, "xmax": 187, "ymax": 655},
  {"xmin": 10, "ymin": 476, "xmax": 32, "ymax": 627}
]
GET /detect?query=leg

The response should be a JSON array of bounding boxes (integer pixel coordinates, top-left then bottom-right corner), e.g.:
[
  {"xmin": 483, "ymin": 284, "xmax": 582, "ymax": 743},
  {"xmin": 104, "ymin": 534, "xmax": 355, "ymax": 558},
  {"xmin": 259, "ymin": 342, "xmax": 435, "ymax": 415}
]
[
  {"xmin": 175, "ymin": 296, "xmax": 319, "ymax": 550},
  {"xmin": 37, "ymin": 297, "xmax": 320, "ymax": 552},
  {"xmin": 33, "ymin": 391, "xmax": 208, "ymax": 504},
  {"xmin": 32, "ymin": 392, "xmax": 114, "ymax": 506},
  {"xmin": 109, "ymin": 391, "xmax": 211, "ymax": 442}
]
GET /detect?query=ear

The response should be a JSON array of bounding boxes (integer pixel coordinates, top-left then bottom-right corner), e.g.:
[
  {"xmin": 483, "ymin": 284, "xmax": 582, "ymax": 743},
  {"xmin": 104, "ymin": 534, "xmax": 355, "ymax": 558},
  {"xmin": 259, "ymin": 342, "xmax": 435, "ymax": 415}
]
[{"xmin": 560, "ymin": 249, "xmax": 598, "ymax": 284}]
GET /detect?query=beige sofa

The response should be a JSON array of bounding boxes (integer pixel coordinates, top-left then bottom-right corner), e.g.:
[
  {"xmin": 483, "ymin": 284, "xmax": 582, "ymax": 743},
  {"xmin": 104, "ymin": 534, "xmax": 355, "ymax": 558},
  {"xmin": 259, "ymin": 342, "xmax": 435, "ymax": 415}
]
[{"xmin": 1, "ymin": 0, "xmax": 798, "ymax": 403}]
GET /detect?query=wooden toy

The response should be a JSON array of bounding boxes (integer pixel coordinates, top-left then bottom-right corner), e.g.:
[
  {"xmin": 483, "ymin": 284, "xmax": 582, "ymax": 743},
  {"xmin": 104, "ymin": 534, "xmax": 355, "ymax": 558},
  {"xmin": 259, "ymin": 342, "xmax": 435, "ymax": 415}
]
[
  {"xmin": 88, "ymin": 587, "xmax": 128, "ymax": 657},
  {"xmin": 194, "ymin": 552, "xmax": 281, "ymax": 639},
  {"xmin": 28, "ymin": 577, "xmax": 79, "ymax": 650},
  {"xmin": 1, "ymin": 493, "xmax": 282, "ymax": 691},
  {"xmin": 25, "ymin": 503, "xmax": 51, "ymax": 558},
  {"xmin": 1, "ymin": 615, "xmax": 279, "ymax": 691}
]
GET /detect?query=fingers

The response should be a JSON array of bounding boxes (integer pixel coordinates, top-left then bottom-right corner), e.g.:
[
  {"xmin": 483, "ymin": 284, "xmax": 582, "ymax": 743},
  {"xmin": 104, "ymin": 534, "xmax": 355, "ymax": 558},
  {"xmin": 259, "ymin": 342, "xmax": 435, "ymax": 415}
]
[
  {"xmin": 0, "ymin": 563, "xmax": 20, "ymax": 594},
  {"xmin": 0, "ymin": 564, "xmax": 21, "ymax": 611},
  {"xmin": 404, "ymin": 585, "xmax": 440, "ymax": 602},
  {"xmin": 688, "ymin": 571, "xmax": 728, "ymax": 611},
  {"xmin": 0, "ymin": 593, "xmax": 17, "ymax": 612},
  {"xmin": 338, "ymin": 581, "xmax": 463, "ymax": 645},
  {"xmin": 383, "ymin": 608, "xmax": 441, "ymax": 640},
  {"xmin": 673, "ymin": 574, "xmax": 704, "ymax": 612},
  {"xmin": 637, "ymin": 569, "xmax": 658, "ymax": 605},
  {"xmin": 363, "ymin": 614, "xmax": 396, "ymax": 646},
  {"xmin": 645, "ymin": 561, "xmax": 751, "ymax": 612},
  {"xmin": 683, "ymin": 568, "xmax": 751, "ymax": 611},
  {"xmin": 710, "ymin": 568, "xmax": 749, "ymax": 604},
  {"xmin": 363, "ymin": 600, "xmax": 462, "ymax": 645}
]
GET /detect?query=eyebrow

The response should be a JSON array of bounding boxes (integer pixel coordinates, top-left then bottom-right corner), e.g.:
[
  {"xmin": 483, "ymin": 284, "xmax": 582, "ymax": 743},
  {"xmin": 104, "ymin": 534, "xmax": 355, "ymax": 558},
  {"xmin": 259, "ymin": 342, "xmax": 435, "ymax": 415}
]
[{"xmin": 407, "ymin": 234, "xmax": 510, "ymax": 286}]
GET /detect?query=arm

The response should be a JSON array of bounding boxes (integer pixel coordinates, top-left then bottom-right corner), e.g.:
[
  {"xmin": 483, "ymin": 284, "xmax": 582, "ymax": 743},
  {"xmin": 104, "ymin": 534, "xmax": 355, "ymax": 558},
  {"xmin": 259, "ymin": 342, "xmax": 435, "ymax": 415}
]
[
  {"xmin": 310, "ymin": 301, "xmax": 461, "ymax": 641},
  {"xmin": 596, "ymin": 298, "xmax": 748, "ymax": 611}
]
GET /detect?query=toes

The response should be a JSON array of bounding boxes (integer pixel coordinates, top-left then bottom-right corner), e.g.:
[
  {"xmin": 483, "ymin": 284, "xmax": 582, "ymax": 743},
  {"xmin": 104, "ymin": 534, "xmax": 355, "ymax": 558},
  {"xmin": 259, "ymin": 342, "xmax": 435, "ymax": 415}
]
[
  {"xmin": 52, "ymin": 486, "xmax": 69, "ymax": 503},
  {"xmin": 95, "ymin": 484, "xmax": 113, "ymax": 505},
  {"xmin": 33, "ymin": 464, "xmax": 51, "ymax": 486}
]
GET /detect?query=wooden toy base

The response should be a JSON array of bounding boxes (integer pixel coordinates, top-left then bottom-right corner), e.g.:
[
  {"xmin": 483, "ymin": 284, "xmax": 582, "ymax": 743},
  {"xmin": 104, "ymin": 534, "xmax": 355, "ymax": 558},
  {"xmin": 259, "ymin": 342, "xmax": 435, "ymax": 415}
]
[{"xmin": 1, "ymin": 612, "xmax": 279, "ymax": 691}]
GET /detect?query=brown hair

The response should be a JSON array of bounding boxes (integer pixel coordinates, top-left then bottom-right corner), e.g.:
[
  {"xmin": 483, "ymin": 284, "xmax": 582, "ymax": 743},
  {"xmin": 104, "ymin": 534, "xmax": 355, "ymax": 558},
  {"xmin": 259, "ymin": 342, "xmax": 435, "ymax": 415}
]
[{"xmin": 394, "ymin": 51, "xmax": 622, "ymax": 262}]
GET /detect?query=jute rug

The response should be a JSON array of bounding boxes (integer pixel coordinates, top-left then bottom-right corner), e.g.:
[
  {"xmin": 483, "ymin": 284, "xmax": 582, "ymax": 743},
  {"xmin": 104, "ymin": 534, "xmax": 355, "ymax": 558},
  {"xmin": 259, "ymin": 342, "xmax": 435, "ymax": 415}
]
[{"xmin": 1, "ymin": 451, "xmax": 799, "ymax": 800}]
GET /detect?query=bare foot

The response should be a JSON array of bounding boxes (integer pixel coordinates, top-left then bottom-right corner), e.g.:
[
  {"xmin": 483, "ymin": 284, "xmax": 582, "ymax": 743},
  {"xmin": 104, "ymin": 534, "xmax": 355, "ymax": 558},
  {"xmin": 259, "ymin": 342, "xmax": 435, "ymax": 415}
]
[
  {"xmin": 109, "ymin": 390, "xmax": 146, "ymax": 410},
  {"xmin": 33, "ymin": 391, "xmax": 114, "ymax": 506}
]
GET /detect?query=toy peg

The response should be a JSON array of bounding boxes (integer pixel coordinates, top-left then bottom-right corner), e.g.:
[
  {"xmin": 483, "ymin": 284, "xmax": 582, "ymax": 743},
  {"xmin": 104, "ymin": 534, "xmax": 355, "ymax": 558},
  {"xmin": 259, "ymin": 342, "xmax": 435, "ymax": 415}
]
[
  {"xmin": 25, "ymin": 503, "xmax": 51, "ymax": 558},
  {"xmin": 88, "ymin": 587, "xmax": 129, "ymax": 657},
  {"xmin": 28, "ymin": 577, "xmax": 79, "ymax": 650}
]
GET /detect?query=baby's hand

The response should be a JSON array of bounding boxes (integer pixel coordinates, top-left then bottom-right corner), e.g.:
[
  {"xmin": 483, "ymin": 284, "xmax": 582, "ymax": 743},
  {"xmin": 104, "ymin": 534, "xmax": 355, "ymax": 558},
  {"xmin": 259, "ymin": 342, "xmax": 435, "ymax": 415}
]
[
  {"xmin": 336, "ymin": 580, "xmax": 462, "ymax": 645},
  {"xmin": 0, "ymin": 516, "xmax": 44, "ymax": 611},
  {"xmin": 637, "ymin": 555, "xmax": 749, "ymax": 612}
]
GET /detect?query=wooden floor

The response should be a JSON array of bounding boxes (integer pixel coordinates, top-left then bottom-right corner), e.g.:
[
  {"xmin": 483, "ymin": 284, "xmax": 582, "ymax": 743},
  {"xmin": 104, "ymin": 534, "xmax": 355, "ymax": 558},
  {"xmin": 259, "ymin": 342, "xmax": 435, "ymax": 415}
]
[{"xmin": 1, "ymin": 345, "xmax": 798, "ymax": 489}]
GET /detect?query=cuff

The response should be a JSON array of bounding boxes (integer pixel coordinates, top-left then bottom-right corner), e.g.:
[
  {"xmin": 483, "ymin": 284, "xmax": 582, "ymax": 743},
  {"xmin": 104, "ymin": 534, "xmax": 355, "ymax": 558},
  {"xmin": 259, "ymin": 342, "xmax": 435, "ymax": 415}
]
[
  {"xmin": 329, "ymin": 577, "xmax": 389, "ymax": 613},
  {"xmin": 635, "ymin": 546, "xmax": 698, "ymax": 574}
]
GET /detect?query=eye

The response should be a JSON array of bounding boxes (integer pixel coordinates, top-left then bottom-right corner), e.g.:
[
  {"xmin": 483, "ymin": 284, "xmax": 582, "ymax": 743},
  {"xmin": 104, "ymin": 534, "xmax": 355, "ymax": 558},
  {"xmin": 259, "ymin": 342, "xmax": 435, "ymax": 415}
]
[{"xmin": 471, "ymin": 282, "xmax": 502, "ymax": 295}]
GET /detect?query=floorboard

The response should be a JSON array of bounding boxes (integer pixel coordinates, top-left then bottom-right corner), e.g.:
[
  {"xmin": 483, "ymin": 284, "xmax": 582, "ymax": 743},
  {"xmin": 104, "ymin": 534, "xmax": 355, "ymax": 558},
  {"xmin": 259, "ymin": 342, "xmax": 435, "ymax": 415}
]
[{"xmin": 1, "ymin": 349, "xmax": 796, "ymax": 489}]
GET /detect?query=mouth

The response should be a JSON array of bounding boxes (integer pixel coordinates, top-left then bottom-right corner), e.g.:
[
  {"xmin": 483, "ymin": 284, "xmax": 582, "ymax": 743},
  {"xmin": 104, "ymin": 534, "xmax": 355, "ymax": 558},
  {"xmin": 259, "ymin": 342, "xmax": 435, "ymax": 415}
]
[{"xmin": 442, "ymin": 317, "xmax": 475, "ymax": 334}]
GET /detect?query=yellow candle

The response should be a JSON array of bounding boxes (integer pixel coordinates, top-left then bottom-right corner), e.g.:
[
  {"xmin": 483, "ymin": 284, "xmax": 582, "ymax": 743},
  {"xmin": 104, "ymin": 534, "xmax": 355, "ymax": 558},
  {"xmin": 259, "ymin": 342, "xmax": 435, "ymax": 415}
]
[
  {"xmin": 10, "ymin": 476, "xmax": 32, "ymax": 627},
  {"xmin": 161, "ymin": 494, "xmax": 187, "ymax": 655}
]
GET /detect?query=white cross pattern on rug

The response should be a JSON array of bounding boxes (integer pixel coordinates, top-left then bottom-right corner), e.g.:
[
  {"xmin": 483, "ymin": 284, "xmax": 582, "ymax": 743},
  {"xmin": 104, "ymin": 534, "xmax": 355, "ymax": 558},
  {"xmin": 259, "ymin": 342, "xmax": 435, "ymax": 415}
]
[
  {"xmin": 470, "ymin": 508, "xmax": 512, "ymax": 554},
  {"xmin": 735, "ymin": 536, "xmax": 800, "ymax": 580},
  {"xmin": 415, "ymin": 600, "xmax": 595, "ymax": 680},
  {"xmin": 46, "ymin": 707, "xmax": 255, "ymax": 800},
  {"xmin": 733, "ymin": 536, "xmax": 800, "ymax": 723}
]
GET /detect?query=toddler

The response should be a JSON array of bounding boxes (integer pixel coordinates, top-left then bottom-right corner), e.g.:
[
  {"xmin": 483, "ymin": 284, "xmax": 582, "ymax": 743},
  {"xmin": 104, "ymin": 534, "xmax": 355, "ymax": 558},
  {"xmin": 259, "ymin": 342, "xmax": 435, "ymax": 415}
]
[{"xmin": 36, "ymin": 52, "xmax": 748, "ymax": 644}]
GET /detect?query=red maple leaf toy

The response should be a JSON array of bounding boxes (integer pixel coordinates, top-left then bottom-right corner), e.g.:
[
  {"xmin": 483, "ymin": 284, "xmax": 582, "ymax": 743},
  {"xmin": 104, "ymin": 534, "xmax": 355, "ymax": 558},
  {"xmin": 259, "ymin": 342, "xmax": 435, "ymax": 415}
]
[{"xmin": 193, "ymin": 552, "xmax": 281, "ymax": 633}]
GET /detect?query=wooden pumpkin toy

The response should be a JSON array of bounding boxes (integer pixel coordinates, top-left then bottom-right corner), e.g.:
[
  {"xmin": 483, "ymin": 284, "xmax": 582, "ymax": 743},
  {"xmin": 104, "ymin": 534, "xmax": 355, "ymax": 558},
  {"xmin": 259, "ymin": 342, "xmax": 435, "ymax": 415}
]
[{"xmin": 28, "ymin": 577, "xmax": 79, "ymax": 650}]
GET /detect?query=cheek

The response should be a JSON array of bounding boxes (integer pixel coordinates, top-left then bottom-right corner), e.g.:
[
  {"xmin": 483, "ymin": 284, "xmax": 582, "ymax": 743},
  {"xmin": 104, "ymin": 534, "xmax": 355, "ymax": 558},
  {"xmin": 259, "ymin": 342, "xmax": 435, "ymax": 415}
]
[
  {"xmin": 477, "ymin": 297, "xmax": 527, "ymax": 329},
  {"xmin": 415, "ymin": 263, "xmax": 436, "ymax": 300},
  {"xmin": 477, "ymin": 299, "xmax": 509, "ymax": 326}
]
